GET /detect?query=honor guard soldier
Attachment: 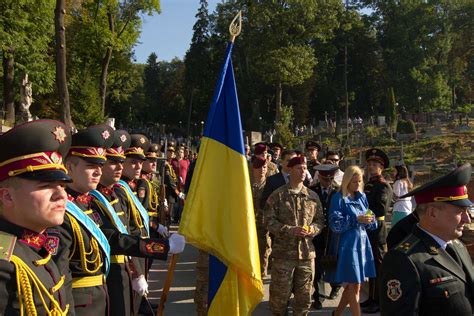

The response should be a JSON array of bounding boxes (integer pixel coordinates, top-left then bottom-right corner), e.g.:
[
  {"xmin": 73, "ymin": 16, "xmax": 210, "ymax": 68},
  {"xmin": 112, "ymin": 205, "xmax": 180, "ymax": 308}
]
[
  {"xmin": 380, "ymin": 163, "xmax": 474, "ymax": 315},
  {"xmin": 265, "ymin": 156, "xmax": 325, "ymax": 316},
  {"xmin": 50, "ymin": 124, "xmax": 115, "ymax": 316},
  {"xmin": 310, "ymin": 164, "xmax": 341, "ymax": 309},
  {"xmin": 90, "ymin": 131, "xmax": 184, "ymax": 316},
  {"xmin": 305, "ymin": 141, "xmax": 321, "ymax": 178},
  {"xmin": 362, "ymin": 148, "xmax": 393, "ymax": 313},
  {"xmin": 0, "ymin": 120, "xmax": 72, "ymax": 315},
  {"xmin": 163, "ymin": 145, "xmax": 182, "ymax": 224},
  {"xmin": 360, "ymin": 148, "xmax": 393, "ymax": 314},
  {"xmin": 140, "ymin": 143, "xmax": 161, "ymax": 233}
]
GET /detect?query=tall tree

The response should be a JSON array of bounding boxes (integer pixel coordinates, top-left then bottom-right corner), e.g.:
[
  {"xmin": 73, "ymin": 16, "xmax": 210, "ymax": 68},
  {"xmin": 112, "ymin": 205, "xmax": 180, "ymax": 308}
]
[{"xmin": 55, "ymin": 0, "xmax": 73, "ymax": 128}]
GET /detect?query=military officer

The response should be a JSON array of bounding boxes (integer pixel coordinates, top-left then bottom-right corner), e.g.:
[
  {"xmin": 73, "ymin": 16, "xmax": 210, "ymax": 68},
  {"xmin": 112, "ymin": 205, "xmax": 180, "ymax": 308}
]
[
  {"xmin": 362, "ymin": 148, "xmax": 393, "ymax": 314},
  {"xmin": 305, "ymin": 141, "xmax": 321, "ymax": 179},
  {"xmin": 0, "ymin": 120, "xmax": 72, "ymax": 315},
  {"xmin": 309, "ymin": 164, "xmax": 341, "ymax": 309},
  {"xmin": 265, "ymin": 156, "xmax": 325, "ymax": 316},
  {"xmin": 379, "ymin": 163, "xmax": 474, "ymax": 315}
]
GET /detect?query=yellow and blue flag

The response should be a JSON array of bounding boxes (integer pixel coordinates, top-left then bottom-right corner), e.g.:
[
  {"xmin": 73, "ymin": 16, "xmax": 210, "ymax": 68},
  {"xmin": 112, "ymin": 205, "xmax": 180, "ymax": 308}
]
[{"xmin": 178, "ymin": 42, "xmax": 263, "ymax": 315}]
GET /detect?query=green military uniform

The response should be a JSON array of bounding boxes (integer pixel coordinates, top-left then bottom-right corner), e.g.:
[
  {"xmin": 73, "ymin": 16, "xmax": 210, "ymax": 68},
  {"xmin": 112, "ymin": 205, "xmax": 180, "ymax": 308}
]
[
  {"xmin": 380, "ymin": 227, "xmax": 474, "ymax": 315},
  {"xmin": 380, "ymin": 162, "xmax": 474, "ymax": 315},
  {"xmin": 0, "ymin": 119, "xmax": 73, "ymax": 315},
  {"xmin": 51, "ymin": 124, "xmax": 115, "ymax": 316},
  {"xmin": 0, "ymin": 223, "xmax": 70, "ymax": 315},
  {"xmin": 265, "ymin": 182, "xmax": 324, "ymax": 316}
]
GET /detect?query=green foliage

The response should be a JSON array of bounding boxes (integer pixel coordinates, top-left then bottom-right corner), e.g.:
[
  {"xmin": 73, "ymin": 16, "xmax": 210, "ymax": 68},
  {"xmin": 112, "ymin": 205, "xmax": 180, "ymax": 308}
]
[
  {"xmin": 456, "ymin": 103, "xmax": 473, "ymax": 115},
  {"xmin": 275, "ymin": 105, "xmax": 297, "ymax": 149},
  {"xmin": 397, "ymin": 119, "xmax": 417, "ymax": 134}
]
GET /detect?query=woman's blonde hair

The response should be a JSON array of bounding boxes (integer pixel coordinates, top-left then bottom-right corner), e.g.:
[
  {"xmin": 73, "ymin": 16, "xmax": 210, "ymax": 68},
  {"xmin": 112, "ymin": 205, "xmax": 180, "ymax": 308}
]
[{"xmin": 341, "ymin": 165, "xmax": 364, "ymax": 197}]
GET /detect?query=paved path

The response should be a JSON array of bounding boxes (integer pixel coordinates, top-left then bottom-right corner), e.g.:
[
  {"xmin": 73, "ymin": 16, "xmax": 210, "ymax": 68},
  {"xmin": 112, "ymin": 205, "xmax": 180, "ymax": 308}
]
[{"xmin": 147, "ymin": 227, "xmax": 379, "ymax": 316}]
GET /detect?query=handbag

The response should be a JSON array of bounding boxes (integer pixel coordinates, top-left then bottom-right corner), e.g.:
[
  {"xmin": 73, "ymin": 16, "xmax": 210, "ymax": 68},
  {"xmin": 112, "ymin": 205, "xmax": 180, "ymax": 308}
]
[{"xmin": 319, "ymin": 228, "xmax": 340, "ymax": 271}]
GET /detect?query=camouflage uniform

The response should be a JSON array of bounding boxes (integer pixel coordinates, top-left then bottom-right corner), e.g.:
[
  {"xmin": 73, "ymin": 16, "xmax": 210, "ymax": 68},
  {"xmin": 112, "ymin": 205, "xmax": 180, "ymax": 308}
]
[
  {"xmin": 265, "ymin": 184, "xmax": 324, "ymax": 316},
  {"xmin": 252, "ymin": 180, "xmax": 271, "ymax": 276},
  {"xmin": 194, "ymin": 249, "xmax": 209, "ymax": 316}
]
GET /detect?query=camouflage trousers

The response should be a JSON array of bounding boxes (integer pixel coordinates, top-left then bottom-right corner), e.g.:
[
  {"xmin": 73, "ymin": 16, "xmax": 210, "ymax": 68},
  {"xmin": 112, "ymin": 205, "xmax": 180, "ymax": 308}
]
[
  {"xmin": 257, "ymin": 227, "xmax": 271, "ymax": 276},
  {"xmin": 270, "ymin": 258, "xmax": 314, "ymax": 316},
  {"xmin": 194, "ymin": 250, "xmax": 209, "ymax": 316}
]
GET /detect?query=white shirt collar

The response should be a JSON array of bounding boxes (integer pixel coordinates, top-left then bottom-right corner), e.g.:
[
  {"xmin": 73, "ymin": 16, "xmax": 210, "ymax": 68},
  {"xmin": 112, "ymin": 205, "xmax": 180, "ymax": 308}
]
[{"xmin": 417, "ymin": 224, "xmax": 449, "ymax": 249}]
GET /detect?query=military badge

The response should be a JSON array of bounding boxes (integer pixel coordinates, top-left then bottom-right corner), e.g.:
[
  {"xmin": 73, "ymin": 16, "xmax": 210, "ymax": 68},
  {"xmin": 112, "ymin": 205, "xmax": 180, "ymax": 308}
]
[
  {"xmin": 45, "ymin": 236, "xmax": 59, "ymax": 255},
  {"xmin": 52, "ymin": 126, "xmax": 67, "ymax": 143},
  {"xmin": 50, "ymin": 152, "xmax": 62, "ymax": 164},
  {"xmin": 120, "ymin": 135, "xmax": 127, "ymax": 142},
  {"xmin": 102, "ymin": 130, "xmax": 111, "ymax": 140},
  {"xmin": 387, "ymin": 279, "xmax": 402, "ymax": 301},
  {"xmin": 145, "ymin": 241, "xmax": 165, "ymax": 254},
  {"xmin": 138, "ymin": 188, "xmax": 146, "ymax": 199},
  {"xmin": 97, "ymin": 148, "xmax": 105, "ymax": 156}
]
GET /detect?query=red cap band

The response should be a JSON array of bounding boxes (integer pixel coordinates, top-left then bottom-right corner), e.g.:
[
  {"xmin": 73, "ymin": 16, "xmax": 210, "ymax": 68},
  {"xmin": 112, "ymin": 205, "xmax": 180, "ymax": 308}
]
[{"xmin": 414, "ymin": 185, "xmax": 468, "ymax": 204}]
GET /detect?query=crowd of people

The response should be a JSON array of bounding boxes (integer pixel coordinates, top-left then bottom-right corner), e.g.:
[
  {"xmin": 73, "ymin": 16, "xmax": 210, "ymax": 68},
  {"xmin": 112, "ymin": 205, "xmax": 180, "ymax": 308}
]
[
  {"xmin": 0, "ymin": 119, "xmax": 472, "ymax": 316},
  {"xmin": 243, "ymin": 140, "xmax": 473, "ymax": 315}
]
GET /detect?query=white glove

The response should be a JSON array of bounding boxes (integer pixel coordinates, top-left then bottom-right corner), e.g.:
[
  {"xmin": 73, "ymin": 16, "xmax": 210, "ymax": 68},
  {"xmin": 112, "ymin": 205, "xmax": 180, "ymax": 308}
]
[
  {"xmin": 157, "ymin": 224, "xmax": 169, "ymax": 237},
  {"xmin": 169, "ymin": 233, "xmax": 186, "ymax": 254},
  {"xmin": 163, "ymin": 198, "xmax": 169, "ymax": 208},
  {"xmin": 131, "ymin": 275, "xmax": 148, "ymax": 296},
  {"xmin": 178, "ymin": 192, "xmax": 186, "ymax": 200}
]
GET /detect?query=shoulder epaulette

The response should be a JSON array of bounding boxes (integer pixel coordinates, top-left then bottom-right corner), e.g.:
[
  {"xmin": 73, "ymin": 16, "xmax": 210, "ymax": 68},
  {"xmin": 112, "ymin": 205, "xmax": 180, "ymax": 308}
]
[
  {"xmin": 396, "ymin": 234, "xmax": 420, "ymax": 254},
  {"xmin": 0, "ymin": 232, "xmax": 17, "ymax": 261}
]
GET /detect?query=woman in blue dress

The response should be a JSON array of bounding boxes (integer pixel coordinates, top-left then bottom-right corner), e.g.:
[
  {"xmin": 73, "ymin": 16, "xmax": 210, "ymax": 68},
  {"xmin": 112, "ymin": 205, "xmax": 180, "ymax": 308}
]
[{"xmin": 324, "ymin": 166, "xmax": 377, "ymax": 316}]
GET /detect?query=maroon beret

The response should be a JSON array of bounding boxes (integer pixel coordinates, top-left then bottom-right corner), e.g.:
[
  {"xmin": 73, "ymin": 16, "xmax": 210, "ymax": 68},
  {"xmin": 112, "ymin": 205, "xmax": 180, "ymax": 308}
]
[
  {"xmin": 254, "ymin": 144, "xmax": 268, "ymax": 155},
  {"xmin": 252, "ymin": 157, "xmax": 267, "ymax": 169},
  {"xmin": 287, "ymin": 156, "xmax": 306, "ymax": 168}
]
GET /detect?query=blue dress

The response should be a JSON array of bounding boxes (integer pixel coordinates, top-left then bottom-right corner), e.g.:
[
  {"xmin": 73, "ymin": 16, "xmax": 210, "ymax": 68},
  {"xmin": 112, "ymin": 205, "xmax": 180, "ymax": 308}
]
[{"xmin": 323, "ymin": 191, "xmax": 377, "ymax": 284}]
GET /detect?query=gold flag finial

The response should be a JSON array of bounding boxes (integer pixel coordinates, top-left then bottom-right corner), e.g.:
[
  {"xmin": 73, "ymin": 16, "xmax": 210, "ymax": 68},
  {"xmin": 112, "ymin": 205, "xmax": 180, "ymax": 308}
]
[{"xmin": 229, "ymin": 11, "xmax": 242, "ymax": 43}]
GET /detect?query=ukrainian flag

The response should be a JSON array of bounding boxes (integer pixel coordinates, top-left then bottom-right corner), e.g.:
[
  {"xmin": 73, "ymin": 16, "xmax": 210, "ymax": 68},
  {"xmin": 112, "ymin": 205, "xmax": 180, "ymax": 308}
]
[{"xmin": 178, "ymin": 42, "xmax": 263, "ymax": 315}]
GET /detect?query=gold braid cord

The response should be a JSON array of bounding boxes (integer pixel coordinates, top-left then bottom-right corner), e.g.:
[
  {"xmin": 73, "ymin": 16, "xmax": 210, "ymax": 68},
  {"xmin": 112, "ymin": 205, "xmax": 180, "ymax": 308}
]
[
  {"xmin": 146, "ymin": 180, "xmax": 159, "ymax": 211},
  {"xmin": 119, "ymin": 187, "xmax": 148, "ymax": 237},
  {"xmin": 66, "ymin": 213, "xmax": 103, "ymax": 274},
  {"xmin": 11, "ymin": 255, "xmax": 69, "ymax": 316}
]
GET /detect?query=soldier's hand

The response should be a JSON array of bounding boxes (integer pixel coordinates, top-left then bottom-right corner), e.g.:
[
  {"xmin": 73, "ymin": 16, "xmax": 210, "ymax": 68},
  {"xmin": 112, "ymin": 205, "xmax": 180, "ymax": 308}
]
[
  {"xmin": 169, "ymin": 233, "xmax": 186, "ymax": 254},
  {"xmin": 357, "ymin": 215, "xmax": 374, "ymax": 224},
  {"xmin": 293, "ymin": 226, "xmax": 310, "ymax": 237},
  {"xmin": 131, "ymin": 275, "xmax": 148, "ymax": 296},
  {"xmin": 157, "ymin": 224, "xmax": 169, "ymax": 237}
]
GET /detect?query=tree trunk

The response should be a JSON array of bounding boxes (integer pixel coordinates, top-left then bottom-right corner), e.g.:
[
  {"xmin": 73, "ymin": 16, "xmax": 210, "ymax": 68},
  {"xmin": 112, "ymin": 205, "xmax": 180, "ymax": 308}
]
[
  {"xmin": 54, "ymin": 0, "xmax": 73, "ymax": 129},
  {"xmin": 275, "ymin": 80, "xmax": 282, "ymax": 122},
  {"xmin": 2, "ymin": 48, "xmax": 15, "ymax": 125},
  {"xmin": 99, "ymin": 11, "xmax": 115, "ymax": 118}
]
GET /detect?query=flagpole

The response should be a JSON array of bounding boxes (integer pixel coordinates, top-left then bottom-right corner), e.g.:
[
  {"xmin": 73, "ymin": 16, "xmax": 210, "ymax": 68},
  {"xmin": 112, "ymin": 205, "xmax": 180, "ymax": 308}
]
[{"xmin": 156, "ymin": 11, "xmax": 243, "ymax": 316}]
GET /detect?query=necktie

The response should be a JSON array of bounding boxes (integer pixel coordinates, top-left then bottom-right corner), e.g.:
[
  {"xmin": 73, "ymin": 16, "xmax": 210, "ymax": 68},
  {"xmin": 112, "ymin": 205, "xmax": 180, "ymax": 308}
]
[
  {"xmin": 446, "ymin": 243, "xmax": 462, "ymax": 266},
  {"xmin": 321, "ymin": 189, "xmax": 328, "ymax": 201}
]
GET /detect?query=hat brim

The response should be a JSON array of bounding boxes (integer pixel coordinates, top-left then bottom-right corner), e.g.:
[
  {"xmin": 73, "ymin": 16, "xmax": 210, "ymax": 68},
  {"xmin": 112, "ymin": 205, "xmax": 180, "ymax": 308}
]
[
  {"xmin": 79, "ymin": 157, "xmax": 107, "ymax": 165},
  {"xmin": 106, "ymin": 156, "xmax": 125, "ymax": 163},
  {"xmin": 445, "ymin": 199, "xmax": 473, "ymax": 207},
  {"xmin": 125, "ymin": 153, "xmax": 147, "ymax": 161},
  {"xmin": 19, "ymin": 170, "xmax": 73, "ymax": 183}
]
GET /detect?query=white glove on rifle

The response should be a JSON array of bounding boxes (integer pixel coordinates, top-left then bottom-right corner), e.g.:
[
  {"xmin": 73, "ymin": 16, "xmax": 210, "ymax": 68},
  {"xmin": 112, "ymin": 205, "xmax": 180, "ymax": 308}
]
[
  {"xmin": 163, "ymin": 198, "xmax": 169, "ymax": 209},
  {"xmin": 131, "ymin": 275, "xmax": 148, "ymax": 296},
  {"xmin": 169, "ymin": 233, "xmax": 186, "ymax": 254},
  {"xmin": 178, "ymin": 192, "xmax": 186, "ymax": 200},
  {"xmin": 157, "ymin": 224, "xmax": 169, "ymax": 237}
]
